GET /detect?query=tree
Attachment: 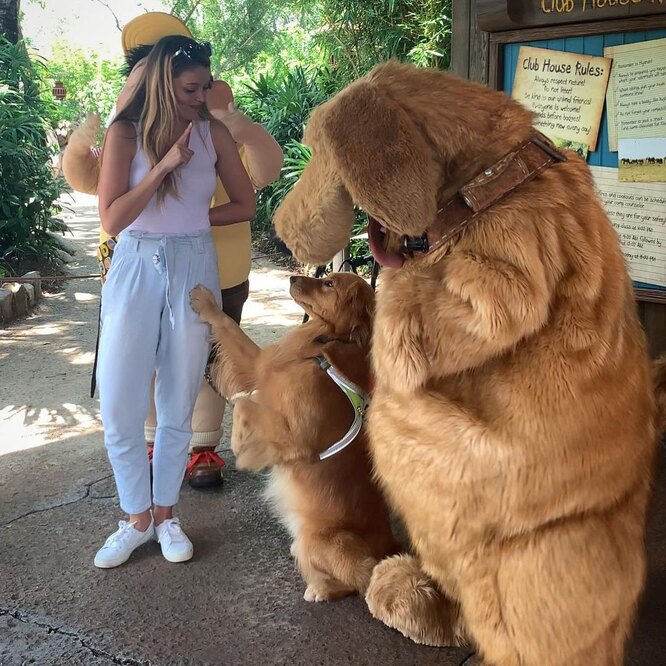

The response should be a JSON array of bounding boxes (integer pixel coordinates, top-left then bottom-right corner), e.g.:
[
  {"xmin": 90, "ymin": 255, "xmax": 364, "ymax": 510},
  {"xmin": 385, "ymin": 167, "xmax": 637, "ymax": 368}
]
[
  {"xmin": 0, "ymin": 0, "xmax": 21, "ymax": 43},
  {"xmin": 44, "ymin": 41, "xmax": 126, "ymax": 128},
  {"xmin": 169, "ymin": 0, "xmax": 310, "ymax": 78},
  {"xmin": 0, "ymin": 37, "xmax": 66, "ymax": 277},
  {"xmin": 295, "ymin": 0, "xmax": 452, "ymax": 79}
]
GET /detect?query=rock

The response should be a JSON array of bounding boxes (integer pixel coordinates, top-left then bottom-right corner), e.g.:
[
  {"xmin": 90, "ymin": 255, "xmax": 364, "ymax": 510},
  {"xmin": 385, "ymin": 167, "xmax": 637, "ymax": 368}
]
[
  {"xmin": 47, "ymin": 231, "xmax": 78, "ymax": 256},
  {"xmin": 0, "ymin": 287, "xmax": 13, "ymax": 323},
  {"xmin": 24, "ymin": 283, "xmax": 36, "ymax": 305},
  {"xmin": 10, "ymin": 283, "xmax": 29, "ymax": 317},
  {"xmin": 55, "ymin": 248, "xmax": 74, "ymax": 264},
  {"xmin": 21, "ymin": 271, "xmax": 42, "ymax": 300},
  {"xmin": 52, "ymin": 257, "xmax": 67, "ymax": 272}
]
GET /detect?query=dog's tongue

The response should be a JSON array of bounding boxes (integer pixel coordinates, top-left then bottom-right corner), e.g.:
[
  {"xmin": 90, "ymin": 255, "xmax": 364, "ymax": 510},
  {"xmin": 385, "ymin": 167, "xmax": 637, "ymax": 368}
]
[{"xmin": 367, "ymin": 217, "xmax": 404, "ymax": 269}]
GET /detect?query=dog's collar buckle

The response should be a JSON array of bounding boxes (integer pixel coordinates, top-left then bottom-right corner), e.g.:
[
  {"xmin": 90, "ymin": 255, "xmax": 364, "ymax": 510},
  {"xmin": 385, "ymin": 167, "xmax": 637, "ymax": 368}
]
[
  {"xmin": 402, "ymin": 235, "xmax": 429, "ymax": 253},
  {"xmin": 228, "ymin": 389, "xmax": 257, "ymax": 406}
]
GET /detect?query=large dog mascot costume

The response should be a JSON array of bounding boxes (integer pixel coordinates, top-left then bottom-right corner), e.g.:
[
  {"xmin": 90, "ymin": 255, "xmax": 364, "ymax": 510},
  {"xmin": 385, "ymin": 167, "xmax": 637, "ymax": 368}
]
[
  {"xmin": 273, "ymin": 61, "xmax": 666, "ymax": 666},
  {"xmin": 61, "ymin": 13, "xmax": 283, "ymax": 488}
]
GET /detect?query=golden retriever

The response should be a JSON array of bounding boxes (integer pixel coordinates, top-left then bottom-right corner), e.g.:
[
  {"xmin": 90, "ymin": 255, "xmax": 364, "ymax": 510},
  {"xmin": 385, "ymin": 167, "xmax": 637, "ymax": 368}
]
[
  {"xmin": 190, "ymin": 272, "xmax": 399, "ymax": 602},
  {"xmin": 272, "ymin": 61, "xmax": 662, "ymax": 665}
]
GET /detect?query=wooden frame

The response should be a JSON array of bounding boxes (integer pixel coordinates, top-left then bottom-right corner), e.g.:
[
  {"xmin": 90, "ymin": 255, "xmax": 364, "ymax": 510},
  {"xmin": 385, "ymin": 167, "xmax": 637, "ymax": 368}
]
[
  {"xmin": 486, "ymin": 13, "xmax": 666, "ymax": 89},
  {"xmin": 477, "ymin": 0, "xmax": 666, "ymax": 33}
]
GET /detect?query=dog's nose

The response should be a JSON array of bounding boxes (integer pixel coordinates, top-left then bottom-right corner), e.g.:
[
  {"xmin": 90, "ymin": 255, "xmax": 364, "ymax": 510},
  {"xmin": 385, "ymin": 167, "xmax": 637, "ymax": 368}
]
[{"xmin": 289, "ymin": 276, "xmax": 297, "ymax": 284}]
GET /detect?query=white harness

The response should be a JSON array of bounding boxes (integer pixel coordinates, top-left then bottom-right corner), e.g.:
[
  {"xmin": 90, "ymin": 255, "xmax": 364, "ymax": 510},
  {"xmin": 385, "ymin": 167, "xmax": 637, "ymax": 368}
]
[
  {"xmin": 228, "ymin": 355, "xmax": 370, "ymax": 461},
  {"xmin": 311, "ymin": 355, "xmax": 371, "ymax": 460}
]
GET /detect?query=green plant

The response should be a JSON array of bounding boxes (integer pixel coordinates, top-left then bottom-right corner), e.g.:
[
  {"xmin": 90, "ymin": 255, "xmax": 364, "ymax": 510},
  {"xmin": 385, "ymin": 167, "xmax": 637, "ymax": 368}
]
[
  {"xmin": 240, "ymin": 66, "xmax": 338, "ymax": 248},
  {"xmin": 0, "ymin": 38, "xmax": 67, "ymax": 276},
  {"xmin": 41, "ymin": 41, "xmax": 125, "ymax": 133},
  {"xmin": 239, "ymin": 66, "xmax": 338, "ymax": 144},
  {"xmin": 295, "ymin": 0, "xmax": 452, "ymax": 79}
]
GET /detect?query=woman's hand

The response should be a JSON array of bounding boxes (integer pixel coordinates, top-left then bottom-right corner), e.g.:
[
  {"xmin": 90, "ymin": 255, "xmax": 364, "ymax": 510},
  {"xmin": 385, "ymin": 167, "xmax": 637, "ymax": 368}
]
[{"xmin": 158, "ymin": 122, "xmax": 194, "ymax": 174}]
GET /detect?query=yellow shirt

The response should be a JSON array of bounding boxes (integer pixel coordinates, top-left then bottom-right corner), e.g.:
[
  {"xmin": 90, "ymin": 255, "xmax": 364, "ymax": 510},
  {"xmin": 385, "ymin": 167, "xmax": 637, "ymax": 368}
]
[
  {"xmin": 210, "ymin": 145, "xmax": 252, "ymax": 289},
  {"xmin": 100, "ymin": 145, "xmax": 252, "ymax": 290}
]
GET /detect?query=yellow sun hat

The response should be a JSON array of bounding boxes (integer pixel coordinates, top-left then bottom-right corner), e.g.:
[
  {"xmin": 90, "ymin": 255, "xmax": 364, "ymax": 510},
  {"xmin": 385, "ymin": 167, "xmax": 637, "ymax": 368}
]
[{"xmin": 121, "ymin": 12, "xmax": 193, "ymax": 55}]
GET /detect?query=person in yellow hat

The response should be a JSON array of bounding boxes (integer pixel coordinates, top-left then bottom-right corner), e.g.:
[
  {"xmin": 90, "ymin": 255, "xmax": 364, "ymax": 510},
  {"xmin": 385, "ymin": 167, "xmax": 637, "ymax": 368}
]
[{"xmin": 61, "ymin": 12, "xmax": 283, "ymax": 488}]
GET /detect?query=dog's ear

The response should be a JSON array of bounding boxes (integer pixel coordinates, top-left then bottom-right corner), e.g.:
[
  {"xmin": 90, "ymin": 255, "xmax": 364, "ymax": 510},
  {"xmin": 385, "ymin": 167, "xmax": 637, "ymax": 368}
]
[
  {"xmin": 321, "ymin": 80, "xmax": 439, "ymax": 237},
  {"xmin": 273, "ymin": 132, "xmax": 356, "ymax": 265},
  {"xmin": 347, "ymin": 279, "xmax": 375, "ymax": 346}
]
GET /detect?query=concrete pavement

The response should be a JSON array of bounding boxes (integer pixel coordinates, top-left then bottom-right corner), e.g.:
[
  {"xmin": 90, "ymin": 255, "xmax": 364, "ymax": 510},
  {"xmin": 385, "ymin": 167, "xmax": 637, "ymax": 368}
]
[{"xmin": 0, "ymin": 193, "xmax": 664, "ymax": 665}]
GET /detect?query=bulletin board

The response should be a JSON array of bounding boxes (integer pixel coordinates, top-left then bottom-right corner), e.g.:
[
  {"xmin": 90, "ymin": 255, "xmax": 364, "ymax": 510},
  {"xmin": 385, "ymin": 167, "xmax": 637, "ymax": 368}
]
[
  {"xmin": 472, "ymin": 4, "xmax": 666, "ymax": 304},
  {"xmin": 503, "ymin": 29, "xmax": 666, "ymax": 298}
]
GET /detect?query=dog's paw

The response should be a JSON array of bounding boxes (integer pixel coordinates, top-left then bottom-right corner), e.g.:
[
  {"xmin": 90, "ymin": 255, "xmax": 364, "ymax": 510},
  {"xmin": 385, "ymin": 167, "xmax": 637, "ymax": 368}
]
[
  {"xmin": 233, "ymin": 439, "xmax": 277, "ymax": 471},
  {"xmin": 366, "ymin": 555, "xmax": 461, "ymax": 647},
  {"xmin": 231, "ymin": 402, "xmax": 278, "ymax": 471},
  {"xmin": 304, "ymin": 578, "xmax": 355, "ymax": 602},
  {"xmin": 232, "ymin": 430, "xmax": 279, "ymax": 470},
  {"xmin": 189, "ymin": 284, "xmax": 217, "ymax": 318}
]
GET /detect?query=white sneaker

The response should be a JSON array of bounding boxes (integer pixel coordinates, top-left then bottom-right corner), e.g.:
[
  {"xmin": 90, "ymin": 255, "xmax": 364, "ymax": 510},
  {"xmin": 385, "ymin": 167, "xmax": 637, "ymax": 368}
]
[
  {"xmin": 94, "ymin": 519, "xmax": 155, "ymax": 569},
  {"xmin": 155, "ymin": 518, "xmax": 193, "ymax": 563}
]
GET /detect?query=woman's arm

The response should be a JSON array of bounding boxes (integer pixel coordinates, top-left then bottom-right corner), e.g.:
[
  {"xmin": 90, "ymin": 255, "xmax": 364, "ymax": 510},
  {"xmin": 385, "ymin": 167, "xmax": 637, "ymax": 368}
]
[
  {"xmin": 208, "ymin": 119, "xmax": 257, "ymax": 226},
  {"xmin": 98, "ymin": 121, "xmax": 193, "ymax": 236}
]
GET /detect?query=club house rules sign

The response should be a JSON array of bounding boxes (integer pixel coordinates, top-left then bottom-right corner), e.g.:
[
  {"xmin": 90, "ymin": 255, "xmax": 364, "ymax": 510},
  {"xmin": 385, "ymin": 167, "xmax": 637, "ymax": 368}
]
[{"xmin": 512, "ymin": 45, "xmax": 611, "ymax": 151}]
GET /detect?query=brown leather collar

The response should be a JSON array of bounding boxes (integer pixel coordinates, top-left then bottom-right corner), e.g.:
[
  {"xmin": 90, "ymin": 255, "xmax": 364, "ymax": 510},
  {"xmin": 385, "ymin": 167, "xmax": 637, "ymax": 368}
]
[{"xmin": 401, "ymin": 131, "xmax": 567, "ymax": 258}]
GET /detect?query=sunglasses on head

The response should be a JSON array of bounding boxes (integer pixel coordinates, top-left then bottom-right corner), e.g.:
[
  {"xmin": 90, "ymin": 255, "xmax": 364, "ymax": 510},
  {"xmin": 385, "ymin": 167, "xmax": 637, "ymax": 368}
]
[{"xmin": 173, "ymin": 41, "xmax": 212, "ymax": 62}]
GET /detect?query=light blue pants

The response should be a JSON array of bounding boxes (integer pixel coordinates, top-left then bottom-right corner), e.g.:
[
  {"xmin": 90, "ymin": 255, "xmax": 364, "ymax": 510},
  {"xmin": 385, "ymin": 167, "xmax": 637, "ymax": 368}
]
[{"xmin": 97, "ymin": 229, "xmax": 221, "ymax": 514}]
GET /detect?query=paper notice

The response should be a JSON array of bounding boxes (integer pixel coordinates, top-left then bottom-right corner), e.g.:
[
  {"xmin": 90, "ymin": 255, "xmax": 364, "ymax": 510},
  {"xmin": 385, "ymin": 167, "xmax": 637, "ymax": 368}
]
[
  {"xmin": 590, "ymin": 166, "xmax": 666, "ymax": 287},
  {"xmin": 604, "ymin": 37, "xmax": 666, "ymax": 152},
  {"xmin": 512, "ymin": 46, "xmax": 611, "ymax": 152}
]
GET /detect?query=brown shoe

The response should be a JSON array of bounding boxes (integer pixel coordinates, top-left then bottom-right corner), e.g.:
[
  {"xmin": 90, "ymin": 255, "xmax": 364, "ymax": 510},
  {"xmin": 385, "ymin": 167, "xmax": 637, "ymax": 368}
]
[{"xmin": 186, "ymin": 448, "xmax": 225, "ymax": 489}]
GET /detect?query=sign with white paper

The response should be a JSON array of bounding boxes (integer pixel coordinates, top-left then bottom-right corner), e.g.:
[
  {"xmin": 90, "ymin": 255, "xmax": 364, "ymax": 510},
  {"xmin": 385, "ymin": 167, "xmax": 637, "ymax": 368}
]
[
  {"xmin": 590, "ymin": 166, "xmax": 666, "ymax": 288},
  {"xmin": 604, "ymin": 37, "xmax": 666, "ymax": 152}
]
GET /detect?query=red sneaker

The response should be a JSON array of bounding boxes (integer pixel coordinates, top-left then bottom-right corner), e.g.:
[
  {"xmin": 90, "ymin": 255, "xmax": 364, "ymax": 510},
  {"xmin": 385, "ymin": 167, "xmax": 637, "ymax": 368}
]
[{"xmin": 186, "ymin": 449, "xmax": 225, "ymax": 489}]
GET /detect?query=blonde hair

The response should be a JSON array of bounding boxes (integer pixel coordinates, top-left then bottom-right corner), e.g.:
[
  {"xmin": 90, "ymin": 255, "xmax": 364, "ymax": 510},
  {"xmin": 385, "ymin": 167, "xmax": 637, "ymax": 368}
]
[{"xmin": 113, "ymin": 35, "xmax": 213, "ymax": 205}]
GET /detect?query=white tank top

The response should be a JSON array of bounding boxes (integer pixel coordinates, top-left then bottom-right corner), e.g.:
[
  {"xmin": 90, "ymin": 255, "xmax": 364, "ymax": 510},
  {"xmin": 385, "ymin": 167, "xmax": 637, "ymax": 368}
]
[{"xmin": 126, "ymin": 120, "xmax": 217, "ymax": 234}]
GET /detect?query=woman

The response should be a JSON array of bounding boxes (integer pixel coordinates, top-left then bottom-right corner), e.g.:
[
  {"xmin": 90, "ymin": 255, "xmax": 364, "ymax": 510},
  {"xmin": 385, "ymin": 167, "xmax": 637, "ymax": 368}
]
[
  {"xmin": 60, "ymin": 11, "xmax": 283, "ymax": 491},
  {"xmin": 94, "ymin": 34, "xmax": 255, "ymax": 568}
]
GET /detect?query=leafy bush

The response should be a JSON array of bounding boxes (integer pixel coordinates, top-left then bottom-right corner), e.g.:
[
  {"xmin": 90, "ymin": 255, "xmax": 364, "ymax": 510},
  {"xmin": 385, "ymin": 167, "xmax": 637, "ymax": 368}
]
[
  {"xmin": 296, "ymin": 0, "xmax": 452, "ymax": 80},
  {"xmin": 0, "ymin": 38, "xmax": 67, "ymax": 276},
  {"xmin": 239, "ymin": 66, "xmax": 338, "ymax": 144},
  {"xmin": 238, "ymin": 67, "xmax": 335, "ymax": 247}
]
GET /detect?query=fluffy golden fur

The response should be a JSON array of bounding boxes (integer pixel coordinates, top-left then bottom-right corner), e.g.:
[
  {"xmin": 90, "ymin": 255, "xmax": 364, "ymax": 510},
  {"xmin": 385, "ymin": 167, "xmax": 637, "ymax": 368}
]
[
  {"xmin": 60, "ymin": 113, "xmax": 101, "ymax": 195},
  {"xmin": 189, "ymin": 273, "xmax": 399, "ymax": 602},
  {"xmin": 273, "ymin": 61, "xmax": 661, "ymax": 665}
]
